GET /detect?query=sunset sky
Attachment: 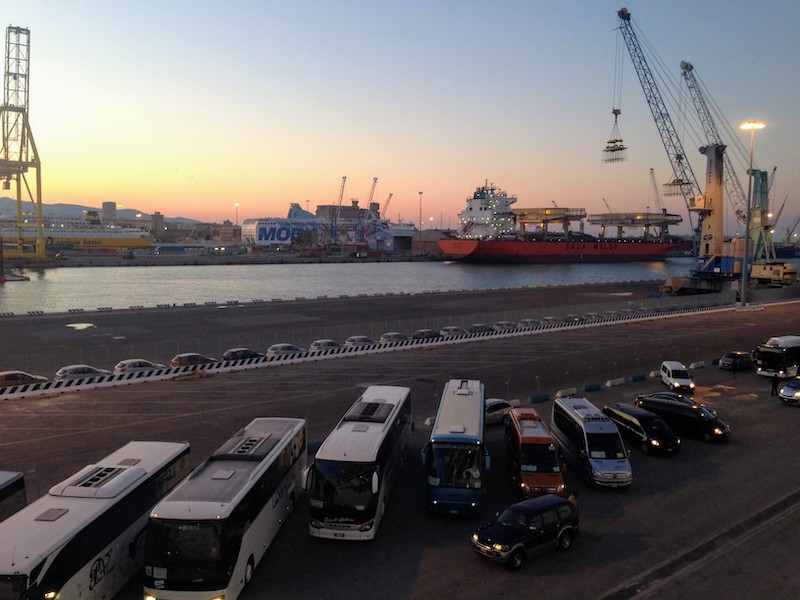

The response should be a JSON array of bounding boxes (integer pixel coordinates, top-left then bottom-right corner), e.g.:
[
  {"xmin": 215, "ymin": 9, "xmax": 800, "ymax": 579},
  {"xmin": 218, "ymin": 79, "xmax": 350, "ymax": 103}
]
[{"xmin": 8, "ymin": 1, "xmax": 800, "ymax": 237}]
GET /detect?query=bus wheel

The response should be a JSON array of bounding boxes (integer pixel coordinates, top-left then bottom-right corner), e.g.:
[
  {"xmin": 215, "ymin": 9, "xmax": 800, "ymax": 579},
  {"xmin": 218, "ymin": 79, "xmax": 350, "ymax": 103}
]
[
  {"xmin": 507, "ymin": 549, "xmax": 525, "ymax": 571},
  {"xmin": 245, "ymin": 555, "xmax": 255, "ymax": 585}
]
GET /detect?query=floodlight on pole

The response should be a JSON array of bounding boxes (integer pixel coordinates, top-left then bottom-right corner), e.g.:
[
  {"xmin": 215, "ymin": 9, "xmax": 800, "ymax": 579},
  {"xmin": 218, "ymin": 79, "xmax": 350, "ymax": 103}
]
[{"xmin": 739, "ymin": 120, "xmax": 765, "ymax": 308}]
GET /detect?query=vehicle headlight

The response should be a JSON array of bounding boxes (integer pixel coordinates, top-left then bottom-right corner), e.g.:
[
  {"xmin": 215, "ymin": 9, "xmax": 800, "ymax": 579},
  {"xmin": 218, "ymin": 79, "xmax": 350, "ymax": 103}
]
[
  {"xmin": 792, "ymin": 390, "xmax": 800, "ymax": 398},
  {"xmin": 689, "ymin": 382, "xmax": 696, "ymax": 389},
  {"xmin": 472, "ymin": 533, "xmax": 479, "ymax": 542},
  {"xmin": 672, "ymin": 382, "xmax": 680, "ymax": 389},
  {"xmin": 492, "ymin": 543, "xmax": 509, "ymax": 552},
  {"xmin": 556, "ymin": 483, "xmax": 565, "ymax": 493},
  {"xmin": 520, "ymin": 482, "xmax": 530, "ymax": 492},
  {"xmin": 592, "ymin": 468, "xmax": 602, "ymax": 477},
  {"xmin": 650, "ymin": 439, "xmax": 660, "ymax": 446},
  {"xmin": 713, "ymin": 427, "xmax": 724, "ymax": 435}
]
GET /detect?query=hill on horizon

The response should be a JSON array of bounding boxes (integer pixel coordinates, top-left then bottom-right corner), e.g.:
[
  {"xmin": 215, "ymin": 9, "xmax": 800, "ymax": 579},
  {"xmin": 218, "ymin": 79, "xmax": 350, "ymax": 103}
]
[{"xmin": 0, "ymin": 197, "xmax": 199, "ymax": 224}]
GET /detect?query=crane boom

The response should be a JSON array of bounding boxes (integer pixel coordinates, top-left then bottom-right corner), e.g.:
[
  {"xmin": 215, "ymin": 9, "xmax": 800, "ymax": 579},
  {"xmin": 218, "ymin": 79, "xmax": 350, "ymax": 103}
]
[
  {"xmin": 649, "ymin": 168, "xmax": 663, "ymax": 212},
  {"xmin": 382, "ymin": 193, "xmax": 393, "ymax": 218},
  {"xmin": 616, "ymin": 9, "xmax": 702, "ymax": 208},
  {"xmin": 367, "ymin": 177, "xmax": 378, "ymax": 204},
  {"xmin": 680, "ymin": 61, "xmax": 747, "ymax": 224}
]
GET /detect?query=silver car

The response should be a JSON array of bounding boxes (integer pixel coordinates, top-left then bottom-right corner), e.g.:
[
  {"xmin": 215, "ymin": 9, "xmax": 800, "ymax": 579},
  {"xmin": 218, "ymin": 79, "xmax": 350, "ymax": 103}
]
[
  {"xmin": 267, "ymin": 343, "xmax": 307, "ymax": 357},
  {"xmin": 55, "ymin": 364, "xmax": 112, "ymax": 381},
  {"xmin": 113, "ymin": 359, "xmax": 167, "ymax": 375}
]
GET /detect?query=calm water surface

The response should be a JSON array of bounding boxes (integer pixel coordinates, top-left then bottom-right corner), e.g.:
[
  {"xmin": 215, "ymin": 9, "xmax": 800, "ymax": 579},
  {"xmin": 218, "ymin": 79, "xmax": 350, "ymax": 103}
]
[{"xmin": 0, "ymin": 259, "xmax": 700, "ymax": 314}]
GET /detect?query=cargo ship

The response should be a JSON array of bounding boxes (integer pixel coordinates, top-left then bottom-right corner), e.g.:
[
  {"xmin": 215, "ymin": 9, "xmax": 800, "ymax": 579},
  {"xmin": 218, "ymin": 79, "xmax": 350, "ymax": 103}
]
[{"xmin": 438, "ymin": 183, "xmax": 683, "ymax": 264}]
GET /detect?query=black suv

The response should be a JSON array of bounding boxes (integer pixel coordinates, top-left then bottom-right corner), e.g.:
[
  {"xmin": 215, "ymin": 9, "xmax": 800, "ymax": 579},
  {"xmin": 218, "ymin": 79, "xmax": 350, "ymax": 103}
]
[
  {"xmin": 471, "ymin": 494, "xmax": 579, "ymax": 571},
  {"xmin": 602, "ymin": 402, "xmax": 681, "ymax": 455},
  {"xmin": 634, "ymin": 395, "xmax": 730, "ymax": 442}
]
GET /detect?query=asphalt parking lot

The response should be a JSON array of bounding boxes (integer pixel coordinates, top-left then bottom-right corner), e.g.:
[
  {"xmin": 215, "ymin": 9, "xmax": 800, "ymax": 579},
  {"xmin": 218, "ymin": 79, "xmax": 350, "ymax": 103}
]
[{"xmin": 1, "ymin": 295, "xmax": 799, "ymax": 599}]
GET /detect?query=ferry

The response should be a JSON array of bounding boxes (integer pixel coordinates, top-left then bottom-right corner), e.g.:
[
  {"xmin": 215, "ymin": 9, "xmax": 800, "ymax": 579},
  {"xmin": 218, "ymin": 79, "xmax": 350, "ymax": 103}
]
[
  {"xmin": 438, "ymin": 182, "xmax": 682, "ymax": 264},
  {"xmin": 0, "ymin": 210, "xmax": 152, "ymax": 249}
]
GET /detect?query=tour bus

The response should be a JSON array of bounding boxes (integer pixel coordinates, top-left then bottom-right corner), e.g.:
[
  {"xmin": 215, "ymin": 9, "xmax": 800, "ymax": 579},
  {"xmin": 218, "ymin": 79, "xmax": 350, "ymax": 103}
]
[
  {"xmin": 143, "ymin": 417, "xmax": 306, "ymax": 600},
  {"xmin": 304, "ymin": 385, "xmax": 412, "ymax": 540},
  {"xmin": 0, "ymin": 441, "xmax": 190, "ymax": 600},
  {"xmin": 0, "ymin": 471, "xmax": 26, "ymax": 522},
  {"xmin": 550, "ymin": 397, "xmax": 632, "ymax": 488},
  {"xmin": 756, "ymin": 335, "xmax": 800, "ymax": 378},
  {"xmin": 422, "ymin": 379, "xmax": 490, "ymax": 515},
  {"xmin": 503, "ymin": 407, "xmax": 565, "ymax": 498}
]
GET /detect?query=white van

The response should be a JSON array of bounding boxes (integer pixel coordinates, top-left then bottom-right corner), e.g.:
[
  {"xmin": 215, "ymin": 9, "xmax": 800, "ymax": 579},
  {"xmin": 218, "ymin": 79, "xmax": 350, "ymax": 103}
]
[
  {"xmin": 660, "ymin": 360, "xmax": 695, "ymax": 393},
  {"xmin": 550, "ymin": 397, "xmax": 632, "ymax": 488}
]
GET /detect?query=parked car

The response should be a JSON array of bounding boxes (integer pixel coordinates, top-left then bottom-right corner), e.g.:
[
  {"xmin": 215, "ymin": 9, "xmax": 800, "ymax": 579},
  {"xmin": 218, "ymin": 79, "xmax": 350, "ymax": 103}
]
[
  {"xmin": 113, "ymin": 359, "xmax": 167, "ymax": 375},
  {"xmin": 169, "ymin": 353, "xmax": 217, "ymax": 368},
  {"xmin": 469, "ymin": 323, "xmax": 491, "ymax": 334},
  {"xmin": 660, "ymin": 360, "xmax": 695, "ymax": 393},
  {"xmin": 636, "ymin": 391, "xmax": 717, "ymax": 416},
  {"xmin": 266, "ymin": 343, "xmax": 307, "ymax": 357},
  {"xmin": 411, "ymin": 328, "xmax": 439, "ymax": 340},
  {"xmin": 778, "ymin": 377, "xmax": 800, "ymax": 406},
  {"xmin": 517, "ymin": 318, "xmax": 541, "ymax": 329},
  {"xmin": 0, "ymin": 370, "xmax": 48, "ymax": 386},
  {"xmin": 222, "ymin": 348, "xmax": 265, "ymax": 361},
  {"xmin": 379, "ymin": 331, "xmax": 410, "ymax": 344},
  {"xmin": 718, "ymin": 351, "xmax": 753, "ymax": 371},
  {"xmin": 602, "ymin": 402, "xmax": 681, "ymax": 455},
  {"xmin": 344, "ymin": 335, "xmax": 377, "ymax": 347},
  {"xmin": 485, "ymin": 398, "xmax": 519, "ymax": 425},
  {"xmin": 309, "ymin": 339, "xmax": 342, "ymax": 352},
  {"xmin": 493, "ymin": 320, "xmax": 517, "ymax": 331},
  {"xmin": 439, "ymin": 326, "xmax": 468, "ymax": 337},
  {"xmin": 471, "ymin": 494, "xmax": 579, "ymax": 571},
  {"xmin": 634, "ymin": 394, "xmax": 729, "ymax": 442},
  {"xmin": 54, "ymin": 364, "xmax": 112, "ymax": 381}
]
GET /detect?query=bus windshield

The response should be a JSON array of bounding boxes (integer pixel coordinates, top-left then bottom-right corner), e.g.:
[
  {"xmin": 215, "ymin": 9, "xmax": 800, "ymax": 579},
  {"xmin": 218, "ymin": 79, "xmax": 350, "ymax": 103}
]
[
  {"xmin": 308, "ymin": 460, "xmax": 376, "ymax": 518},
  {"xmin": 759, "ymin": 348, "xmax": 787, "ymax": 371},
  {"xmin": 425, "ymin": 443, "xmax": 483, "ymax": 489},
  {"xmin": 519, "ymin": 443, "xmax": 561, "ymax": 473},
  {"xmin": 586, "ymin": 433, "xmax": 626, "ymax": 459},
  {"xmin": 144, "ymin": 519, "xmax": 238, "ymax": 591}
]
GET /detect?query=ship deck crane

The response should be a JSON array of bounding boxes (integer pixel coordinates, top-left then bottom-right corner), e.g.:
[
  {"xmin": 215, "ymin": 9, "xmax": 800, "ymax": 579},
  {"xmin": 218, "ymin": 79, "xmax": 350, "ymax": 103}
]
[{"xmin": 382, "ymin": 193, "xmax": 393, "ymax": 219}]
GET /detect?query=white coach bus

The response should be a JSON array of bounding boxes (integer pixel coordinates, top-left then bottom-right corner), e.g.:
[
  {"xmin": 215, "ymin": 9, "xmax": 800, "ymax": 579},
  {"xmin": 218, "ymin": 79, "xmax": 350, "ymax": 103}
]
[
  {"xmin": 0, "ymin": 441, "xmax": 191, "ymax": 600},
  {"xmin": 143, "ymin": 417, "xmax": 306, "ymax": 600},
  {"xmin": 305, "ymin": 385, "xmax": 412, "ymax": 540}
]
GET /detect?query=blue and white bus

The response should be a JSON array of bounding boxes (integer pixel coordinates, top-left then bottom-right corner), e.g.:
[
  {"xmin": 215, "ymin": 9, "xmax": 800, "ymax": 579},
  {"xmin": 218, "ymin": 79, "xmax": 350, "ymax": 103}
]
[
  {"xmin": 0, "ymin": 441, "xmax": 190, "ymax": 600},
  {"xmin": 422, "ymin": 379, "xmax": 490, "ymax": 515},
  {"xmin": 305, "ymin": 385, "xmax": 412, "ymax": 540},
  {"xmin": 143, "ymin": 417, "xmax": 306, "ymax": 600}
]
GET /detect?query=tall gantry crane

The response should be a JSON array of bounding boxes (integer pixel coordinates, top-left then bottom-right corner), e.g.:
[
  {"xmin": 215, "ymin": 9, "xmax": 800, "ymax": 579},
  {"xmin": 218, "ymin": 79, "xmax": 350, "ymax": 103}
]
[{"xmin": 1, "ymin": 25, "xmax": 43, "ymax": 258}]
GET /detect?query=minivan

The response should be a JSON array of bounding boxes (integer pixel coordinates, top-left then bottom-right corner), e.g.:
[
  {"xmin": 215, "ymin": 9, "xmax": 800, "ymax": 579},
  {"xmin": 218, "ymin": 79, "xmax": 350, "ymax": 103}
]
[
  {"xmin": 635, "ymin": 395, "xmax": 730, "ymax": 442},
  {"xmin": 471, "ymin": 494, "xmax": 579, "ymax": 571},
  {"xmin": 550, "ymin": 397, "xmax": 632, "ymax": 487},
  {"xmin": 602, "ymin": 402, "xmax": 681, "ymax": 455},
  {"xmin": 504, "ymin": 407, "xmax": 566, "ymax": 497},
  {"xmin": 660, "ymin": 361, "xmax": 695, "ymax": 393}
]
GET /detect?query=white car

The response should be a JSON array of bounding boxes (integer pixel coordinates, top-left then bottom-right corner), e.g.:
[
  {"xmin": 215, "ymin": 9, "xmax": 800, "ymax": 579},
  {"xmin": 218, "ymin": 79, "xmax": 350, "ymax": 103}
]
[
  {"xmin": 267, "ymin": 343, "xmax": 307, "ymax": 357},
  {"xmin": 55, "ymin": 364, "xmax": 112, "ymax": 381},
  {"xmin": 517, "ymin": 318, "xmax": 541, "ymax": 329},
  {"xmin": 379, "ymin": 332, "xmax": 409, "ymax": 344},
  {"xmin": 113, "ymin": 359, "xmax": 167, "ymax": 375},
  {"xmin": 439, "ymin": 326, "xmax": 468, "ymax": 337},
  {"xmin": 309, "ymin": 339, "xmax": 342, "ymax": 352},
  {"xmin": 344, "ymin": 335, "xmax": 377, "ymax": 347},
  {"xmin": 484, "ymin": 398, "xmax": 520, "ymax": 425}
]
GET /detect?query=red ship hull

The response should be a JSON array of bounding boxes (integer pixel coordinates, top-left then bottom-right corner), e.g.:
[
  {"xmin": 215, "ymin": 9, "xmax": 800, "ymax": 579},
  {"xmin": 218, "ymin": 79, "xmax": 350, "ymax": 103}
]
[{"xmin": 438, "ymin": 238, "xmax": 680, "ymax": 264}]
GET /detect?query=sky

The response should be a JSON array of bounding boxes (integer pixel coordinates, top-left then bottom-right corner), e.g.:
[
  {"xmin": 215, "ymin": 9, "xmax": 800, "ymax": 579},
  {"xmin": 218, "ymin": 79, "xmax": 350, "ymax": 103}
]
[{"xmin": 7, "ymin": 1, "xmax": 800, "ymax": 237}]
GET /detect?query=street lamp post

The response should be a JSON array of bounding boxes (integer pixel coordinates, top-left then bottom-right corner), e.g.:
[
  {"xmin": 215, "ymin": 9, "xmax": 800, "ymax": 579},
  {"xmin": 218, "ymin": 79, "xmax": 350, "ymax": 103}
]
[
  {"xmin": 739, "ymin": 120, "xmax": 765, "ymax": 308},
  {"xmin": 418, "ymin": 192, "xmax": 423, "ymax": 231}
]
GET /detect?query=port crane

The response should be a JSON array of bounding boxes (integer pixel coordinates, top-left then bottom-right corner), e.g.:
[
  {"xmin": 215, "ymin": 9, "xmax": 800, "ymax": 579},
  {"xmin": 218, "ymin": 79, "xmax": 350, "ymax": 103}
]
[
  {"xmin": 330, "ymin": 176, "xmax": 346, "ymax": 248},
  {"xmin": 0, "ymin": 26, "xmax": 44, "ymax": 259},
  {"xmin": 616, "ymin": 8, "xmax": 731, "ymax": 275}
]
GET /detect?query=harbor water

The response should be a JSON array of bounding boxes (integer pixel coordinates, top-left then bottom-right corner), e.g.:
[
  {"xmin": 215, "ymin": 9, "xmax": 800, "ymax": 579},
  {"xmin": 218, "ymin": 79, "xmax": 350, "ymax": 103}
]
[{"xmin": 0, "ymin": 258, "xmax": 703, "ymax": 315}]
